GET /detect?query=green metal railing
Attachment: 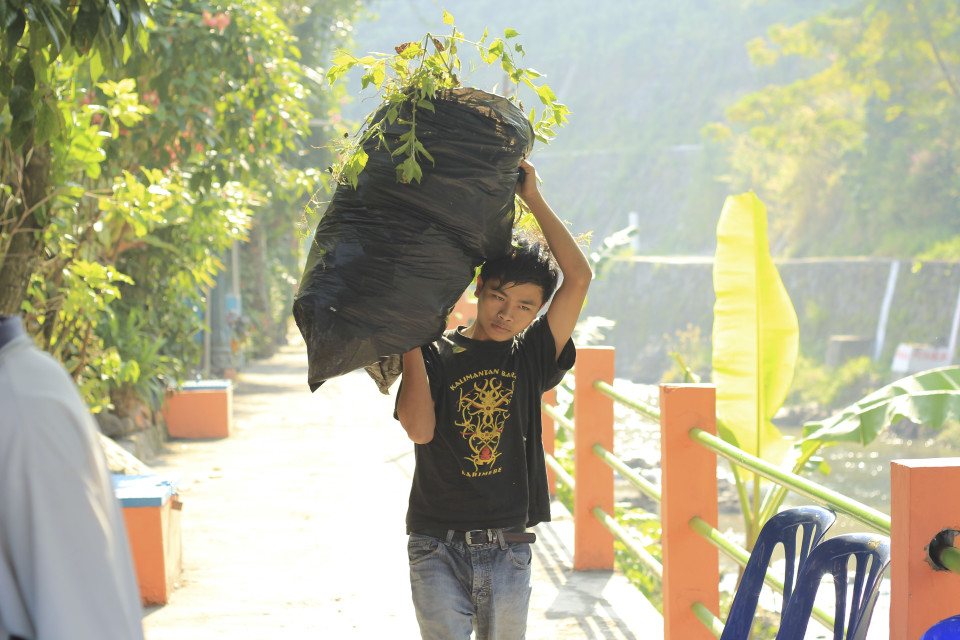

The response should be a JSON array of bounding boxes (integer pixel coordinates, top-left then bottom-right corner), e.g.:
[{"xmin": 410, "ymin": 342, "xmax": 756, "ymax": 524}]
[
  {"xmin": 593, "ymin": 506, "xmax": 664, "ymax": 580},
  {"xmin": 688, "ymin": 428, "xmax": 892, "ymax": 535},
  {"xmin": 544, "ymin": 451, "xmax": 575, "ymax": 491},
  {"xmin": 542, "ymin": 391, "xmax": 666, "ymax": 599},
  {"xmin": 590, "ymin": 381, "xmax": 892, "ymax": 536},
  {"xmin": 593, "ymin": 443, "xmax": 661, "ymax": 503},
  {"xmin": 938, "ymin": 545, "xmax": 960, "ymax": 575},
  {"xmin": 541, "ymin": 398, "xmax": 575, "ymax": 492},
  {"xmin": 542, "ymin": 402, "xmax": 574, "ymax": 437},
  {"xmin": 544, "ymin": 379, "xmax": 896, "ymax": 636},
  {"xmin": 691, "ymin": 602, "xmax": 724, "ymax": 639},
  {"xmin": 593, "ymin": 380, "xmax": 661, "ymax": 422}
]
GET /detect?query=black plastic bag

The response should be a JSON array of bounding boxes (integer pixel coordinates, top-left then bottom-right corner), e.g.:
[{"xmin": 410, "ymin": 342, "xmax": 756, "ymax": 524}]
[{"xmin": 293, "ymin": 87, "xmax": 535, "ymax": 392}]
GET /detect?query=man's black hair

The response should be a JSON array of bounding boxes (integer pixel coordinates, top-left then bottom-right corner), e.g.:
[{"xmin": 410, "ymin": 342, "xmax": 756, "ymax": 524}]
[{"xmin": 478, "ymin": 236, "xmax": 559, "ymax": 305}]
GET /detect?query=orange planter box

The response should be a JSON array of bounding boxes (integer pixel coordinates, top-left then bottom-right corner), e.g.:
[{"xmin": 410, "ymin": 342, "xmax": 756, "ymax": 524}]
[
  {"xmin": 113, "ymin": 474, "xmax": 183, "ymax": 606},
  {"xmin": 162, "ymin": 380, "xmax": 233, "ymax": 439}
]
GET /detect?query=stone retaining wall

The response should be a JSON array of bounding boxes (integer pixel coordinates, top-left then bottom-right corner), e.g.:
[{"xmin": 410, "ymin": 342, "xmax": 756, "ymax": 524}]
[{"xmin": 585, "ymin": 257, "xmax": 960, "ymax": 382}]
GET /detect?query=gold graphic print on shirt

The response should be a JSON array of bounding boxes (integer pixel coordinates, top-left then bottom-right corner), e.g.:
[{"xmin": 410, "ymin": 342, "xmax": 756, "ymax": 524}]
[{"xmin": 456, "ymin": 377, "xmax": 514, "ymax": 473}]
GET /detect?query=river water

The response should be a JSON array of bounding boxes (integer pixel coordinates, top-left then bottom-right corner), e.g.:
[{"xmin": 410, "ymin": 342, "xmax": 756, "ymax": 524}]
[{"xmin": 587, "ymin": 379, "xmax": 960, "ymax": 639}]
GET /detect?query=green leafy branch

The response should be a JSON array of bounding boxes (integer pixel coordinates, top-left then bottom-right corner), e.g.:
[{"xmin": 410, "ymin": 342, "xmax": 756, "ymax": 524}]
[
  {"xmin": 0, "ymin": 0, "xmax": 152, "ymax": 150},
  {"xmin": 323, "ymin": 10, "xmax": 569, "ymax": 187}
]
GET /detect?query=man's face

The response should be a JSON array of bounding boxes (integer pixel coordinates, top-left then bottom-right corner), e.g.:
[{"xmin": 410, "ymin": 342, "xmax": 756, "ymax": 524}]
[{"xmin": 470, "ymin": 277, "xmax": 544, "ymax": 342}]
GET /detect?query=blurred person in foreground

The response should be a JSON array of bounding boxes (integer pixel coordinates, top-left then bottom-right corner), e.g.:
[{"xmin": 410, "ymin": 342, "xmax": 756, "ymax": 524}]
[{"xmin": 0, "ymin": 314, "xmax": 145, "ymax": 640}]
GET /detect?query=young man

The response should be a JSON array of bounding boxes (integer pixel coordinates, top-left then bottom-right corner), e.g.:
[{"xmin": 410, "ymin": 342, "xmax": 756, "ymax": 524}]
[{"xmin": 396, "ymin": 159, "xmax": 592, "ymax": 639}]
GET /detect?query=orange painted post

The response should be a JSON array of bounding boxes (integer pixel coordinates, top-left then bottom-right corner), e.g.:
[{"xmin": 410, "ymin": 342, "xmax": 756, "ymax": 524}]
[
  {"xmin": 659, "ymin": 384, "xmax": 719, "ymax": 640},
  {"xmin": 113, "ymin": 475, "xmax": 183, "ymax": 606},
  {"xmin": 891, "ymin": 458, "xmax": 960, "ymax": 639},
  {"xmin": 572, "ymin": 346, "xmax": 615, "ymax": 570},
  {"xmin": 541, "ymin": 387, "xmax": 557, "ymax": 496}
]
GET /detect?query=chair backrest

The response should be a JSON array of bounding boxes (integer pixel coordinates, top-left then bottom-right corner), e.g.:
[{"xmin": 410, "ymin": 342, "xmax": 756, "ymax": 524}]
[
  {"xmin": 774, "ymin": 533, "xmax": 891, "ymax": 640},
  {"xmin": 721, "ymin": 505, "xmax": 836, "ymax": 640},
  {"xmin": 921, "ymin": 614, "xmax": 960, "ymax": 639}
]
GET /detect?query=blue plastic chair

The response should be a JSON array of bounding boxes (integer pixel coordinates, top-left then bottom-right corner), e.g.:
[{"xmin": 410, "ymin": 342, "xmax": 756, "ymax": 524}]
[
  {"xmin": 922, "ymin": 615, "xmax": 960, "ymax": 639},
  {"xmin": 774, "ymin": 533, "xmax": 891, "ymax": 640},
  {"xmin": 721, "ymin": 505, "xmax": 837, "ymax": 640}
]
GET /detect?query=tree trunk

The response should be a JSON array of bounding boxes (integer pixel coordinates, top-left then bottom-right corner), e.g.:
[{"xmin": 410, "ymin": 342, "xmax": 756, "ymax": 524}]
[{"xmin": 0, "ymin": 141, "xmax": 51, "ymax": 315}]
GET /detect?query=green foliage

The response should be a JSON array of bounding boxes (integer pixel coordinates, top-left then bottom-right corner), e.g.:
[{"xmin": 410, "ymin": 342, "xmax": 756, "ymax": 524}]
[
  {"xmin": 787, "ymin": 355, "xmax": 887, "ymax": 411},
  {"xmin": 0, "ymin": 0, "xmax": 150, "ymax": 151},
  {"xmin": 101, "ymin": 305, "xmax": 177, "ymax": 415},
  {"xmin": 614, "ymin": 506, "xmax": 663, "ymax": 611},
  {"xmin": 711, "ymin": 191, "xmax": 799, "ymax": 547},
  {"xmin": 324, "ymin": 10, "xmax": 569, "ymax": 187},
  {"xmin": 802, "ymin": 365, "xmax": 960, "ymax": 450},
  {"xmin": 713, "ymin": 192, "xmax": 797, "ymax": 463},
  {"xmin": 751, "ymin": 364, "xmax": 960, "ymax": 520},
  {"xmin": 661, "ymin": 323, "xmax": 711, "ymax": 383},
  {"xmin": 24, "ymin": 257, "xmax": 132, "ymax": 414},
  {"xmin": 586, "ymin": 225, "xmax": 637, "ymax": 280},
  {"xmin": 918, "ymin": 236, "xmax": 960, "ymax": 261},
  {"xmin": 708, "ymin": 191, "xmax": 960, "ymax": 541},
  {"xmin": 1, "ymin": 0, "xmax": 368, "ymax": 416},
  {"xmin": 15, "ymin": 71, "xmax": 145, "ymax": 412},
  {"xmin": 713, "ymin": 0, "xmax": 960, "ymax": 257}
]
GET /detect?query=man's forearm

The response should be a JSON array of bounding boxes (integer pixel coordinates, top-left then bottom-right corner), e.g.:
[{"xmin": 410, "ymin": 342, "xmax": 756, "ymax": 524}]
[{"xmin": 397, "ymin": 349, "xmax": 436, "ymax": 444}]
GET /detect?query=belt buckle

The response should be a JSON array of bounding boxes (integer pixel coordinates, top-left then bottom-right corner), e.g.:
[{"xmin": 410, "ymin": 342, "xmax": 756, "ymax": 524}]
[{"xmin": 465, "ymin": 529, "xmax": 488, "ymax": 545}]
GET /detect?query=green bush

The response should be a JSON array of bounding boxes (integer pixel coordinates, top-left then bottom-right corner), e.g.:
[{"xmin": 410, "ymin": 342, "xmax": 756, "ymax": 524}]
[{"xmin": 788, "ymin": 354, "xmax": 887, "ymax": 412}]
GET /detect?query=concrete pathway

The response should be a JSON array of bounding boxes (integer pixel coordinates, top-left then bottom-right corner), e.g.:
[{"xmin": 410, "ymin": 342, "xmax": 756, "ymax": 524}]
[{"xmin": 140, "ymin": 338, "xmax": 663, "ymax": 639}]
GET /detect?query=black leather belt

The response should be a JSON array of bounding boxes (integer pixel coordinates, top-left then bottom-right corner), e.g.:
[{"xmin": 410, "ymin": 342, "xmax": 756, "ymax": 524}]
[{"xmin": 414, "ymin": 527, "xmax": 536, "ymax": 545}]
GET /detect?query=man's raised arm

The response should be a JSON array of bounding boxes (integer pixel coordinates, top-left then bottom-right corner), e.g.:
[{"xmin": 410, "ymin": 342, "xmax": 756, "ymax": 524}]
[{"xmin": 516, "ymin": 160, "xmax": 593, "ymax": 358}]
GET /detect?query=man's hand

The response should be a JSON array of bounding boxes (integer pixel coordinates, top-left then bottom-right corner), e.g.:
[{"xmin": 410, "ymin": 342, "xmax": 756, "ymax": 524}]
[
  {"xmin": 516, "ymin": 159, "xmax": 541, "ymax": 204},
  {"xmin": 515, "ymin": 159, "xmax": 593, "ymax": 359}
]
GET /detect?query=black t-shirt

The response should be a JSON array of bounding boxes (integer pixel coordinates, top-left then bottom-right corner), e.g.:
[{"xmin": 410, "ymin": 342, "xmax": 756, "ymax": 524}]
[{"xmin": 401, "ymin": 315, "xmax": 575, "ymax": 532}]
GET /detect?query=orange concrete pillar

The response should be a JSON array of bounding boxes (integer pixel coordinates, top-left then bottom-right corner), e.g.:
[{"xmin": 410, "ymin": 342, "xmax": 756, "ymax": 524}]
[
  {"xmin": 113, "ymin": 475, "xmax": 183, "ymax": 606},
  {"xmin": 891, "ymin": 458, "xmax": 960, "ymax": 639},
  {"xmin": 573, "ymin": 347, "xmax": 615, "ymax": 570},
  {"xmin": 121, "ymin": 499, "xmax": 183, "ymax": 605},
  {"xmin": 659, "ymin": 384, "xmax": 719, "ymax": 640},
  {"xmin": 541, "ymin": 387, "xmax": 557, "ymax": 496}
]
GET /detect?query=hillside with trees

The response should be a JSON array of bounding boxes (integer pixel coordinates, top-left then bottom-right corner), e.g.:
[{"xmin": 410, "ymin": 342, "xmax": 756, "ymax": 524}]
[
  {"xmin": 345, "ymin": 0, "xmax": 958, "ymax": 258},
  {"xmin": 709, "ymin": 0, "xmax": 960, "ymax": 258},
  {"xmin": 341, "ymin": 0, "xmax": 837, "ymax": 253}
]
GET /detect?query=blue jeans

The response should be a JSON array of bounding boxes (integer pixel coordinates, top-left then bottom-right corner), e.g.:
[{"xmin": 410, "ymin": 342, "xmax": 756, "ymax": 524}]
[{"xmin": 407, "ymin": 532, "xmax": 533, "ymax": 640}]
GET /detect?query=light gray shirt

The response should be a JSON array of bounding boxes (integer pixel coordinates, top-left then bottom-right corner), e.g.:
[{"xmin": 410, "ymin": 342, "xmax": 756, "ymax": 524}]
[{"xmin": 0, "ymin": 318, "xmax": 144, "ymax": 640}]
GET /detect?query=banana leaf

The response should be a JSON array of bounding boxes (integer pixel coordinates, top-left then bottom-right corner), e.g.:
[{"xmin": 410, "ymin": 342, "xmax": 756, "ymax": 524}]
[
  {"xmin": 802, "ymin": 366, "xmax": 960, "ymax": 452},
  {"xmin": 712, "ymin": 192, "xmax": 798, "ymax": 465}
]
